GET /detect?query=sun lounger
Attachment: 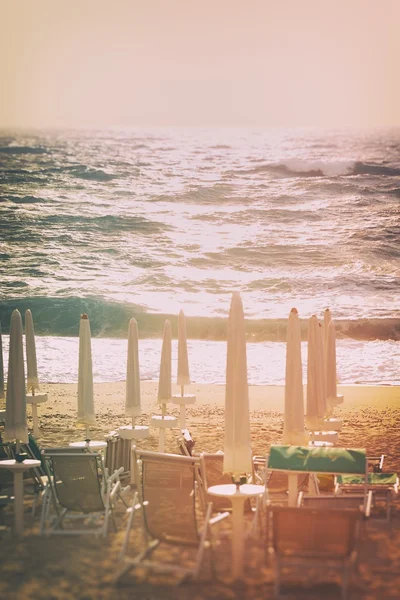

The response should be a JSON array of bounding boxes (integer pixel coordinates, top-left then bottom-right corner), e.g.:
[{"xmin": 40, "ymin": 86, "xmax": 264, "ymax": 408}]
[
  {"xmin": 268, "ymin": 505, "xmax": 362, "ymax": 599},
  {"xmin": 40, "ymin": 451, "xmax": 124, "ymax": 536},
  {"xmin": 117, "ymin": 449, "xmax": 227, "ymax": 583},
  {"xmin": 335, "ymin": 472, "xmax": 399, "ymax": 521},
  {"xmin": 266, "ymin": 445, "xmax": 369, "ymax": 508}
]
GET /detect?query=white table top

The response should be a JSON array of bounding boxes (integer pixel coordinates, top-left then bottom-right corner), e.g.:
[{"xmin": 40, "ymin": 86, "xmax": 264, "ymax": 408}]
[
  {"xmin": 208, "ymin": 483, "xmax": 265, "ymax": 498},
  {"xmin": 69, "ymin": 440, "xmax": 107, "ymax": 450},
  {"xmin": 0, "ymin": 459, "xmax": 41, "ymax": 471}
]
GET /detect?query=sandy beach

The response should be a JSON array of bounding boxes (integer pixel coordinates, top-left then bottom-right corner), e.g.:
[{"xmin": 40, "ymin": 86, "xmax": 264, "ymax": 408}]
[{"xmin": 0, "ymin": 381, "xmax": 399, "ymax": 599}]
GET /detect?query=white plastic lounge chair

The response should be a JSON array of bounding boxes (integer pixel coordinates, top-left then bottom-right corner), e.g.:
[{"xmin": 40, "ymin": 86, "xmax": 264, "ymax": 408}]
[
  {"xmin": 268, "ymin": 506, "xmax": 362, "ymax": 599},
  {"xmin": 118, "ymin": 450, "xmax": 227, "ymax": 584},
  {"xmin": 40, "ymin": 451, "xmax": 124, "ymax": 537}
]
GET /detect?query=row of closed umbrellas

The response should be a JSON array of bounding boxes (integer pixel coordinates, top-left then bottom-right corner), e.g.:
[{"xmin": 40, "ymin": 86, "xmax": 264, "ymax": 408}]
[
  {"xmin": 1, "ymin": 297, "xmax": 341, "ymax": 484},
  {"xmin": 225, "ymin": 296, "xmax": 342, "ymax": 480},
  {"xmin": 1, "ymin": 310, "xmax": 41, "ymax": 451}
]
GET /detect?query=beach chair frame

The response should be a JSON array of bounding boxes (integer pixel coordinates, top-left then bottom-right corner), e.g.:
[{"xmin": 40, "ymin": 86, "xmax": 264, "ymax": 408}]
[
  {"xmin": 118, "ymin": 449, "xmax": 226, "ymax": 583},
  {"xmin": 335, "ymin": 471, "xmax": 399, "ymax": 522},
  {"xmin": 297, "ymin": 490, "xmax": 373, "ymax": 517},
  {"xmin": 265, "ymin": 445, "xmax": 369, "ymax": 510},
  {"xmin": 40, "ymin": 451, "xmax": 123, "ymax": 537},
  {"xmin": 268, "ymin": 505, "xmax": 361, "ymax": 599}
]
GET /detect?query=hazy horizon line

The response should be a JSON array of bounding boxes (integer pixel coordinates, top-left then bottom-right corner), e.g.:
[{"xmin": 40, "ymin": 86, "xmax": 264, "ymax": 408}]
[{"xmin": 1, "ymin": 122, "xmax": 400, "ymax": 133}]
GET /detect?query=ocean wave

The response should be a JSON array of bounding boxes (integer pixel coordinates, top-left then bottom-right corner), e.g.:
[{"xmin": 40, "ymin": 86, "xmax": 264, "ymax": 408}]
[
  {"xmin": 66, "ymin": 165, "xmax": 117, "ymax": 181},
  {"xmin": 0, "ymin": 296, "xmax": 398, "ymax": 341},
  {"xmin": 386, "ymin": 188, "xmax": 400, "ymax": 197},
  {"xmin": 0, "ymin": 213, "xmax": 171, "ymax": 237},
  {"xmin": 2, "ymin": 195, "xmax": 48, "ymax": 204},
  {"xmin": 238, "ymin": 160, "xmax": 400, "ymax": 179},
  {"xmin": 353, "ymin": 162, "xmax": 400, "ymax": 177},
  {"xmin": 0, "ymin": 146, "xmax": 48, "ymax": 154}
]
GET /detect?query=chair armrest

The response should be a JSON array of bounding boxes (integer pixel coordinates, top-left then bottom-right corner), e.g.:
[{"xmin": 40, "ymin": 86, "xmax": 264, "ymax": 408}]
[
  {"xmin": 209, "ymin": 511, "xmax": 230, "ymax": 527},
  {"xmin": 108, "ymin": 466, "xmax": 124, "ymax": 484},
  {"xmin": 365, "ymin": 490, "xmax": 373, "ymax": 518},
  {"xmin": 110, "ymin": 480, "xmax": 121, "ymax": 502}
]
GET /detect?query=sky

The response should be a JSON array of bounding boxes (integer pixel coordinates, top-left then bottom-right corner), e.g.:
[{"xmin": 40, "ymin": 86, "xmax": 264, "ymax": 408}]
[{"xmin": 0, "ymin": 0, "xmax": 399, "ymax": 129}]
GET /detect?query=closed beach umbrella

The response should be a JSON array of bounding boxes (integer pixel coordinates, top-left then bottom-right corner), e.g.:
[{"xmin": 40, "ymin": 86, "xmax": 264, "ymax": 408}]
[
  {"xmin": 77, "ymin": 314, "xmax": 96, "ymax": 431},
  {"xmin": 223, "ymin": 292, "xmax": 252, "ymax": 479},
  {"xmin": 306, "ymin": 315, "xmax": 325, "ymax": 430},
  {"xmin": 0, "ymin": 323, "xmax": 4, "ymax": 400},
  {"xmin": 25, "ymin": 309, "xmax": 40, "ymax": 392},
  {"xmin": 283, "ymin": 308, "xmax": 306, "ymax": 445},
  {"xmin": 125, "ymin": 317, "xmax": 141, "ymax": 422},
  {"xmin": 177, "ymin": 310, "xmax": 190, "ymax": 391},
  {"xmin": 323, "ymin": 307, "xmax": 332, "ymax": 347},
  {"xmin": 317, "ymin": 321, "xmax": 326, "ymax": 413},
  {"xmin": 158, "ymin": 320, "xmax": 172, "ymax": 405},
  {"xmin": 325, "ymin": 315, "xmax": 339, "ymax": 409},
  {"xmin": 3, "ymin": 309, "xmax": 28, "ymax": 445}
]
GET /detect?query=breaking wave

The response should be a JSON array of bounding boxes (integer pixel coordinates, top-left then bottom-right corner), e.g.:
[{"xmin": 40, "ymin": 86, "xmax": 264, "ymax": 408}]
[
  {"xmin": 0, "ymin": 297, "xmax": 398, "ymax": 341},
  {"xmin": 242, "ymin": 160, "xmax": 400, "ymax": 178}
]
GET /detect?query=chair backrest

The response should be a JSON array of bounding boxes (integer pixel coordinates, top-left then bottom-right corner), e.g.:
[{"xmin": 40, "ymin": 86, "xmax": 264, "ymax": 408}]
[
  {"xmin": 43, "ymin": 447, "xmax": 90, "ymax": 454},
  {"xmin": 134, "ymin": 449, "xmax": 200, "ymax": 545},
  {"xmin": 45, "ymin": 453, "xmax": 105, "ymax": 514},
  {"xmin": 176, "ymin": 429, "xmax": 196, "ymax": 457},
  {"xmin": 368, "ymin": 455, "xmax": 385, "ymax": 473},
  {"xmin": 200, "ymin": 452, "xmax": 252, "ymax": 513},
  {"xmin": 299, "ymin": 493, "xmax": 366, "ymax": 511},
  {"xmin": 270, "ymin": 506, "xmax": 360, "ymax": 559}
]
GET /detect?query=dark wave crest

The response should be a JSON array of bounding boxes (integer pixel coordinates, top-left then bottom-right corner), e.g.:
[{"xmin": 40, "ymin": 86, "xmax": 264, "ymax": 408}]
[
  {"xmin": 67, "ymin": 166, "xmax": 117, "ymax": 181},
  {"xmin": 0, "ymin": 297, "xmax": 398, "ymax": 341},
  {"xmin": 353, "ymin": 162, "xmax": 400, "ymax": 177},
  {"xmin": 238, "ymin": 160, "xmax": 400, "ymax": 179},
  {"xmin": 1, "ymin": 195, "xmax": 48, "ymax": 204},
  {"xmin": 0, "ymin": 146, "xmax": 48, "ymax": 154}
]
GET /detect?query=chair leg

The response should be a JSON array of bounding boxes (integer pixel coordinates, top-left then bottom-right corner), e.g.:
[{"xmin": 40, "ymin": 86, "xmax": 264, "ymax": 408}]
[
  {"xmin": 120, "ymin": 493, "xmax": 138, "ymax": 559},
  {"xmin": 342, "ymin": 569, "xmax": 349, "ymax": 600},
  {"xmin": 39, "ymin": 488, "xmax": 50, "ymax": 534},
  {"xmin": 274, "ymin": 557, "xmax": 281, "ymax": 598},
  {"xmin": 193, "ymin": 502, "xmax": 212, "ymax": 578}
]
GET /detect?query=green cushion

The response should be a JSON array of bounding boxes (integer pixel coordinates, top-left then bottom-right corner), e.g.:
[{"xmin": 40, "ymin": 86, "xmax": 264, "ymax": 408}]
[
  {"xmin": 337, "ymin": 472, "xmax": 398, "ymax": 485},
  {"xmin": 268, "ymin": 445, "xmax": 366, "ymax": 475}
]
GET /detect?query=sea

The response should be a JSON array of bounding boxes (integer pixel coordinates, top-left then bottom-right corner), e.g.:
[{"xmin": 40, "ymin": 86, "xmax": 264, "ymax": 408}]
[{"xmin": 0, "ymin": 126, "xmax": 399, "ymax": 386}]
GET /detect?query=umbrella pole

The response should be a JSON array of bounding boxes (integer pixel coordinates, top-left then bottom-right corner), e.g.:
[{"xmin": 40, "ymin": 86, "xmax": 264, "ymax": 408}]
[
  {"xmin": 131, "ymin": 416, "xmax": 135, "ymax": 429},
  {"xmin": 233, "ymin": 472, "xmax": 241, "ymax": 491},
  {"xmin": 159, "ymin": 403, "xmax": 167, "ymax": 452},
  {"xmin": 85, "ymin": 425, "xmax": 90, "ymax": 444},
  {"xmin": 16, "ymin": 439, "xmax": 21, "ymax": 455},
  {"xmin": 179, "ymin": 385, "xmax": 185, "ymax": 428},
  {"xmin": 180, "ymin": 405, "xmax": 185, "ymax": 429}
]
